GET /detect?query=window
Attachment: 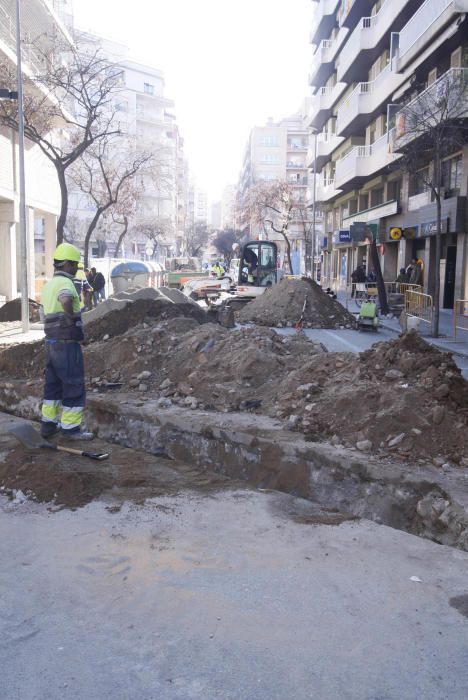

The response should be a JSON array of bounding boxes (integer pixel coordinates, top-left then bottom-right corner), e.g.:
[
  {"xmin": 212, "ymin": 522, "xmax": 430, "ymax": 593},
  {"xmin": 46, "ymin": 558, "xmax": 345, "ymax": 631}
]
[
  {"xmin": 144, "ymin": 82, "xmax": 154, "ymax": 95},
  {"xmin": 409, "ymin": 167, "xmax": 429, "ymax": 196},
  {"xmin": 370, "ymin": 188, "xmax": 384, "ymax": 207},
  {"xmin": 442, "ymin": 154, "xmax": 462, "ymax": 195},
  {"xmin": 387, "ymin": 179, "xmax": 401, "ymax": 202},
  {"xmin": 261, "ymin": 153, "xmax": 280, "ymax": 164},
  {"xmin": 262, "ymin": 136, "xmax": 279, "ymax": 147}
]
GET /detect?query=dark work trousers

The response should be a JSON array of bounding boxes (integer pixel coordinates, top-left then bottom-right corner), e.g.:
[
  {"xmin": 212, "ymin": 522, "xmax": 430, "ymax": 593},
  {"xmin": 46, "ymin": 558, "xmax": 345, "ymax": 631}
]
[{"xmin": 41, "ymin": 341, "xmax": 86, "ymax": 434}]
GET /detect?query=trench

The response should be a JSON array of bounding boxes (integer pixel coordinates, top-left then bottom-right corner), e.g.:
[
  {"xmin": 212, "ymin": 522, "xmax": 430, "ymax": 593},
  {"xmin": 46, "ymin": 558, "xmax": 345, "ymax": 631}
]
[{"xmin": 1, "ymin": 380, "xmax": 467, "ymax": 551}]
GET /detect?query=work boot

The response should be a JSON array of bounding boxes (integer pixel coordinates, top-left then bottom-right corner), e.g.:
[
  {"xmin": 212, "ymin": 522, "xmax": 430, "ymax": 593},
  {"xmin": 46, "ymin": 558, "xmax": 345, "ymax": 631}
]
[
  {"xmin": 61, "ymin": 429, "xmax": 94, "ymax": 441},
  {"xmin": 40, "ymin": 422, "xmax": 59, "ymax": 439}
]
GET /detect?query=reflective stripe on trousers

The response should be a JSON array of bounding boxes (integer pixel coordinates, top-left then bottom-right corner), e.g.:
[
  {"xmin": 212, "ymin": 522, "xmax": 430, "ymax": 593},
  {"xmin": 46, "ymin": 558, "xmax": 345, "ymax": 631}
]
[
  {"xmin": 60, "ymin": 406, "xmax": 84, "ymax": 431},
  {"xmin": 41, "ymin": 399, "xmax": 62, "ymax": 424}
]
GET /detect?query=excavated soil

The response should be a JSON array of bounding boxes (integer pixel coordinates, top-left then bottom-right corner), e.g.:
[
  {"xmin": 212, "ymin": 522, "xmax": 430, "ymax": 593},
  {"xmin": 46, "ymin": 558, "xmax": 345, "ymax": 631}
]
[
  {"xmin": 1, "ymin": 285, "xmax": 467, "ymax": 467},
  {"xmin": 0, "ymin": 431, "xmax": 238, "ymax": 509},
  {"xmin": 237, "ymin": 278, "xmax": 355, "ymax": 328}
]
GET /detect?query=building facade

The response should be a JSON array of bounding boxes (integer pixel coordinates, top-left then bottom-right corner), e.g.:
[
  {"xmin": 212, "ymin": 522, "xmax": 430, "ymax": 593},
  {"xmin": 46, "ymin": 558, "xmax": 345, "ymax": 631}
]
[
  {"xmin": 0, "ymin": 0, "xmax": 73, "ymax": 302},
  {"xmin": 237, "ymin": 109, "xmax": 320, "ymax": 273},
  {"xmin": 310, "ymin": 0, "xmax": 468, "ymax": 306}
]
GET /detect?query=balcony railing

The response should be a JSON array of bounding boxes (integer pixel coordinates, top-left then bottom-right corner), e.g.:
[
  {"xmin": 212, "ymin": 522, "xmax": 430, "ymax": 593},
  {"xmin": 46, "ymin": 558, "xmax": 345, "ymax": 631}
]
[
  {"xmin": 310, "ymin": 0, "xmax": 340, "ymax": 44},
  {"xmin": 337, "ymin": 0, "xmax": 407, "ymax": 81},
  {"xmin": 394, "ymin": 67, "xmax": 468, "ymax": 146},
  {"xmin": 336, "ymin": 63, "xmax": 406, "ymax": 134},
  {"xmin": 309, "ymin": 82, "xmax": 347, "ymax": 128},
  {"xmin": 398, "ymin": 0, "xmax": 457, "ymax": 62},
  {"xmin": 309, "ymin": 39, "xmax": 334, "ymax": 86},
  {"xmin": 335, "ymin": 133, "xmax": 400, "ymax": 187}
]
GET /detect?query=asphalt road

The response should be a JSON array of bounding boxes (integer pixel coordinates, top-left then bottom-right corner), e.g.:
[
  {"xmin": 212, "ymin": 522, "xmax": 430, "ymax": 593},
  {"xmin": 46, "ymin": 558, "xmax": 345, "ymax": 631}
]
[{"xmin": 1, "ymin": 488, "xmax": 468, "ymax": 700}]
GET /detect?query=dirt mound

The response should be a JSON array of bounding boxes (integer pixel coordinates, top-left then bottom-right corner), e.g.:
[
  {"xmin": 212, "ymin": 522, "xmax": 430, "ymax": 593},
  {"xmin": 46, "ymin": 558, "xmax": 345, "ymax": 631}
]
[
  {"xmin": 237, "ymin": 278, "xmax": 355, "ymax": 328},
  {"xmin": 0, "ymin": 298, "xmax": 41, "ymax": 323},
  {"xmin": 84, "ymin": 297, "xmax": 208, "ymax": 342},
  {"xmin": 273, "ymin": 331, "xmax": 468, "ymax": 464}
]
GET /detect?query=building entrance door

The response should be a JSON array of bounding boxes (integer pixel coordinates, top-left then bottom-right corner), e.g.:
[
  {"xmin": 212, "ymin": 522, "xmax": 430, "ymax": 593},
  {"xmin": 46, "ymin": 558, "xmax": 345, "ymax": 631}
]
[{"xmin": 443, "ymin": 245, "xmax": 457, "ymax": 309}]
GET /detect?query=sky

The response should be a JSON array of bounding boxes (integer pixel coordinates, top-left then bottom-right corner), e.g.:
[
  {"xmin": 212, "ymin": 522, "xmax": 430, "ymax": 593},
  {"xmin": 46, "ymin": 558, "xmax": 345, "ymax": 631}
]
[{"xmin": 73, "ymin": 0, "xmax": 312, "ymax": 203}]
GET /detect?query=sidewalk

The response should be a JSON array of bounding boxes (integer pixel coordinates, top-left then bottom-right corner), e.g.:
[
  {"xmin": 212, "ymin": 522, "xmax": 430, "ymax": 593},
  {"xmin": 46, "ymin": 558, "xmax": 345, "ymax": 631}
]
[
  {"xmin": 0, "ymin": 322, "xmax": 44, "ymax": 346},
  {"xmin": 336, "ymin": 290, "xmax": 468, "ymax": 359}
]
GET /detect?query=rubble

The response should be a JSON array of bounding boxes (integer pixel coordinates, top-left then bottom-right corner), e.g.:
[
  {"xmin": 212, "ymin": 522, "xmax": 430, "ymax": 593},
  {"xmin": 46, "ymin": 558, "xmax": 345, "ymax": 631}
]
[
  {"xmin": 237, "ymin": 277, "xmax": 355, "ymax": 328},
  {"xmin": 0, "ymin": 298, "xmax": 41, "ymax": 323}
]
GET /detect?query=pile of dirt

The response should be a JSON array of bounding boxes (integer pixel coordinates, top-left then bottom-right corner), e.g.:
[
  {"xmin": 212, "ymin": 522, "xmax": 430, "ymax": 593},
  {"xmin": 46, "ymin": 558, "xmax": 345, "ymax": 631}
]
[
  {"xmin": 272, "ymin": 331, "xmax": 468, "ymax": 464},
  {"xmin": 237, "ymin": 278, "xmax": 355, "ymax": 328},
  {"xmin": 0, "ymin": 298, "xmax": 41, "ymax": 323},
  {"xmin": 83, "ymin": 296, "xmax": 208, "ymax": 342}
]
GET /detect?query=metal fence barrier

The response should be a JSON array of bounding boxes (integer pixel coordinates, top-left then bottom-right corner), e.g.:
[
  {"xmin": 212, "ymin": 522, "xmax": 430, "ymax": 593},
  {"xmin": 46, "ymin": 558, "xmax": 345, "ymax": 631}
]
[
  {"xmin": 454, "ymin": 299, "xmax": 468, "ymax": 338},
  {"xmin": 405, "ymin": 290, "xmax": 433, "ymax": 325}
]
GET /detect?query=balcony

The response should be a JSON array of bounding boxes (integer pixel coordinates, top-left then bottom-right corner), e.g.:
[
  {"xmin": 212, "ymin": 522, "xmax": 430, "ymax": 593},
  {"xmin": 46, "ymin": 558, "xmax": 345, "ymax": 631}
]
[
  {"xmin": 336, "ymin": 64, "xmax": 405, "ymax": 136},
  {"xmin": 393, "ymin": 68, "xmax": 468, "ymax": 147},
  {"xmin": 339, "ymin": 0, "xmax": 374, "ymax": 29},
  {"xmin": 309, "ymin": 27, "xmax": 348, "ymax": 87},
  {"xmin": 315, "ymin": 177, "xmax": 342, "ymax": 203},
  {"xmin": 286, "ymin": 160, "xmax": 307, "ymax": 169},
  {"xmin": 309, "ymin": 82, "xmax": 347, "ymax": 130},
  {"xmin": 310, "ymin": 0, "xmax": 340, "ymax": 46},
  {"xmin": 337, "ymin": 0, "xmax": 410, "ymax": 83},
  {"xmin": 397, "ymin": 0, "xmax": 468, "ymax": 72},
  {"xmin": 0, "ymin": 0, "xmax": 72, "ymax": 76},
  {"xmin": 334, "ymin": 133, "xmax": 401, "ymax": 189},
  {"xmin": 307, "ymin": 132, "xmax": 344, "ymax": 170}
]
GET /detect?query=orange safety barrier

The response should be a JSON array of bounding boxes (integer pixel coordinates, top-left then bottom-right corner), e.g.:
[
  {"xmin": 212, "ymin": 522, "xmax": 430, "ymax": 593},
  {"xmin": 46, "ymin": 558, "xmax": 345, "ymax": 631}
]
[{"xmin": 405, "ymin": 290, "xmax": 433, "ymax": 325}]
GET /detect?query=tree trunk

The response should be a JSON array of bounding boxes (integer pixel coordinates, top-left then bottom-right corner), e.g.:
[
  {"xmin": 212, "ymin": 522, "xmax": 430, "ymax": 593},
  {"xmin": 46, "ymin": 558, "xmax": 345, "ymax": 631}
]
[
  {"xmin": 369, "ymin": 240, "xmax": 389, "ymax": 315},
  {"xmin": 84, "ymin": 208, "xmax": 104, "ymax": 268},
  {"xmin": 281, "ymin": 229, "xmax": 293, "ymax": 275},
  {"xmin": 114, "ymin": 216, "xmax": 128, "ymax": 258},
  {"xmin": 56, "ymin": 166, "xmax": 68, "ymax": 245}
]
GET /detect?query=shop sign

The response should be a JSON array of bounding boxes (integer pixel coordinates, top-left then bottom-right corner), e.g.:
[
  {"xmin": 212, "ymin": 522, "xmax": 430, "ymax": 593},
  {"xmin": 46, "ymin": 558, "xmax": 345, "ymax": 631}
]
[
  {"xmin": 389, "ymin": 227, "xmax": 402, "ymax": 240},
  {"xmin": 421, "ymin": 218, "xmax": 449, "ymax": 236},
  {"xmin": 339, "ymin": 230, "xmax": 350, "ymax": 243},
  {"xmin": 403, "ymin": 226, "xmax": 418, "ymax": 239}
]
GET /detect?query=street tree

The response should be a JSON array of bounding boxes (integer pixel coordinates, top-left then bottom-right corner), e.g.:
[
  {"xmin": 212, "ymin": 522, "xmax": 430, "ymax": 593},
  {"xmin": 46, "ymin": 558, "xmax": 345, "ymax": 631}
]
[
  {"xmin": 183, "ymin": 222, "xmax": 210, "ymax": 258},
  {"xmin": 245, "ymin": 181, "xmax": 295, "ymax": 274},
  {"xmin": 0, "ymin": 38, "xmax": 123, "ymax": 243},
  {"xmin": 212, "ymin": 228, "xmax": 241, "ymax": 264},
  {"xmin": 70, "ymin": 135, "xmax": 151, "ymax": 266},
  {"xmin": 393, "ymin": 68, "xmax": 468, "ymax": 337}
]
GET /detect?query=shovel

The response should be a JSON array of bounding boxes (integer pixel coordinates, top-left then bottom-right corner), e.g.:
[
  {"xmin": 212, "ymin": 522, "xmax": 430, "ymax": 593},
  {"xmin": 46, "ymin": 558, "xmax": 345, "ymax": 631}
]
[
  {"xmin": 8, "ymin": 423, "xmax": 109, "ymax": 461},
  {"xmin": 295, "ymin": 294, "xmax": 308, "ymax": 332}
]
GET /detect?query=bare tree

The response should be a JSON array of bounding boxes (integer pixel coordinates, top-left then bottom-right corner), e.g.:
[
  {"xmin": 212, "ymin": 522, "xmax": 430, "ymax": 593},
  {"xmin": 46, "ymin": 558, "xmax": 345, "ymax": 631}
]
[
  {"xmin": 70, "ymin": 136, "xmax": 151, "ymax": 266},
  {"xmin": 183, "ymin": 222, "xmax": 210, "ymax": 258},
  {"xmin": 394, "ymin": 68, "xmax": 468, "ymax": 337},
  {"xmin": 245, "ymin": 181, "xmax": 295, "ymax": 274},
  {"xmin": 212, "ymin": 228, "xmax": 241, "ymax": 264},
  {"xmin": 0, "ymin": 38, "xmax": 123, "ymax": 242}
]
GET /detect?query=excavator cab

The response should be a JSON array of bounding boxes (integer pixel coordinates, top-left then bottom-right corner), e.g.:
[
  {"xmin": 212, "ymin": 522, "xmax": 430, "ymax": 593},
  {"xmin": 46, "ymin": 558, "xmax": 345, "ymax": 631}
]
[{"xmin": 238, "ymin": 241, "xmax": 278, "ymax": 288}]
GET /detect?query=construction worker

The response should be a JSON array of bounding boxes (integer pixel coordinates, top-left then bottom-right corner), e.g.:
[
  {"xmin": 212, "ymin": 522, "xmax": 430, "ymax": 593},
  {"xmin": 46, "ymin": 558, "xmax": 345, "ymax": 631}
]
[
  {"xmin": 210, "ymin": 261, "xmax": 224, "ymax": 279},
  {"xmin": 39, "ymin": 242, "xmax": 92, "ymax": 441},
  {"xmin": 74, "ymin": 262, "xmax": 92, "ymax": 310}
]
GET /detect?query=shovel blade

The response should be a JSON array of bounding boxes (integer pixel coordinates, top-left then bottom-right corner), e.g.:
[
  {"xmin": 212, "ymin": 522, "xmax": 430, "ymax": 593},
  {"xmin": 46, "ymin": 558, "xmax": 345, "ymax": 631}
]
[{"xmin": 8, "ymin": 423, "xmax": 53, "ymax": 450}]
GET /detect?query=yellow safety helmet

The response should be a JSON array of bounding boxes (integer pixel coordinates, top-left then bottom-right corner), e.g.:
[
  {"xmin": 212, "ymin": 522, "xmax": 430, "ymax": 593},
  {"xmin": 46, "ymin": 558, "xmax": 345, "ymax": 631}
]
[
  {"xmin": 54, "ymin": 242, "xmax": 81, "ymax": 262},
  {"xmin": 78, "ymin": 262, "xmax": 84, "ymax": 269}
]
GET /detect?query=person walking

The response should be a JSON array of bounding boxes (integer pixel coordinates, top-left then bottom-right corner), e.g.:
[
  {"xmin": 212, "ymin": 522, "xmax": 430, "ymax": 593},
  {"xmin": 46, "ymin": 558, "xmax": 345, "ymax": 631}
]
[
  {"xmin": 39, "ymin": 243, "xmax": 93, "ymax": 440},
  {"xmin": 90, "ymin": 267, "xmax": 106, "ymax": 305}
]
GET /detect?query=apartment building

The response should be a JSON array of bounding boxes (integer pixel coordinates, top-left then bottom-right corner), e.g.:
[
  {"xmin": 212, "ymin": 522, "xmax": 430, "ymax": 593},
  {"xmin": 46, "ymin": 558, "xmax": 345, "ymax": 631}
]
[
  {"xmin": 221, "ymin": 184, "xmax": 237, "ymax": 229},
  {"xmin": 0, "ymin": 0, "xmax": 73, "ymax": 302},
  {"xmin": 310, "ymin": 0, "xmax": 468, "ymax": 306},
  {"xmin": 237, "ymin": 109, "xmax": 319, "ymax": 273},
  {"xmin": 66, "ymin": 32, "xmax": 185, "ymax": 260}
]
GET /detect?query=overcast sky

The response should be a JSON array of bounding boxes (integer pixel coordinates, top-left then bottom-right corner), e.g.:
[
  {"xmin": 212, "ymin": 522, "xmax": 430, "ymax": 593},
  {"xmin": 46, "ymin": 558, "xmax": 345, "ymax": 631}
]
[{"xmin": 73, "ymin": 0, "xmax": 312, "ymax": 202}]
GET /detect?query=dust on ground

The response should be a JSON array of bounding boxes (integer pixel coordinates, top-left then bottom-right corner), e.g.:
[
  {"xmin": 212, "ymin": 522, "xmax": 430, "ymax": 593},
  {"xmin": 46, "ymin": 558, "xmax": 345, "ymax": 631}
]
[
  {"xmin": 0, "ymin": 429, "xmax": 239, "ymax": 509},
  {"xmin": 237, "ymin": 277, "xmax": 355, "ymax": 329}
]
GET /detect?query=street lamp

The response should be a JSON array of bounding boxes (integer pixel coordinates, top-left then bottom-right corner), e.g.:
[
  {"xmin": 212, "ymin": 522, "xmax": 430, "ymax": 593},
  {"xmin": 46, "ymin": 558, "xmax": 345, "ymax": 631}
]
[{"xmin": 15, "ymin": 0, "xmax": 30, "ymax": 333}]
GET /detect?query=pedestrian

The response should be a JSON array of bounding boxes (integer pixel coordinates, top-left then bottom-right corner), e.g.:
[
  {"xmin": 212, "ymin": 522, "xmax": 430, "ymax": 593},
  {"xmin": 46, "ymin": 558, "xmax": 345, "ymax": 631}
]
[
  {"xmin": 395, "ymin": 267, "xmax": 409, "ymax": 284},
  {"xmin": 90, "ymin": 266, "xmax": 106, "ymax": 305},
  {"xmin": 39, "ymin": 243, "xmax": 93, "ymax": 440},
  {"xmin": 210, "ymin": 262, "xmax": 224, "ymax": 279},
  {"xmin": 351, "ymin": 264, "xmax": 366, "ymax": 297},
  {"xmin": 74, "ymin": 262, "xmax": 93, "ymax": 310},
  {"xmin": 409, "ymin": 259, "xmax": 422, "ymax": 285}
]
